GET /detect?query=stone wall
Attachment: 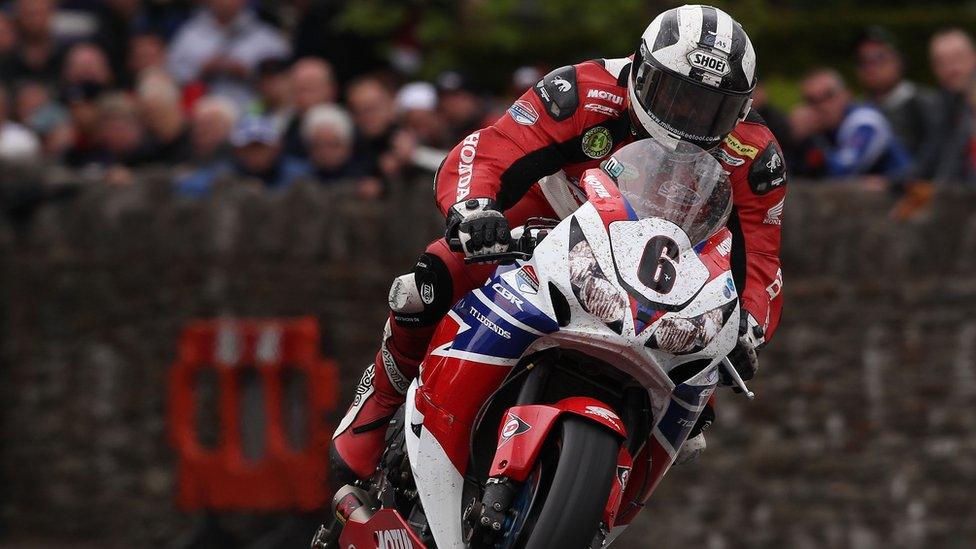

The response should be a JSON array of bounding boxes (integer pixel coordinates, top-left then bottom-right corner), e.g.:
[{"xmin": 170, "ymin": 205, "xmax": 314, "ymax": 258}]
[{"xmin": 1, "ymin": 170, "xmax": 974, "ymax": 548}]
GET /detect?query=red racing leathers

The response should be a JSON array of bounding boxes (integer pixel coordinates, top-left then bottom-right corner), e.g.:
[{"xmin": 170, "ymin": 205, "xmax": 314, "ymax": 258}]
[{"xmin": 331, "ymin": 57, "xmax": 787, "ymax": 480}]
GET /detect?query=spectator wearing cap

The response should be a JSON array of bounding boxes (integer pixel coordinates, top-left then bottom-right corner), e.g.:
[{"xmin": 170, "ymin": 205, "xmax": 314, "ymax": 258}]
[
  {"xmin": 791, "ymin": 68, "xmax": 912, "ymax": 182},
  {"xmin": 136, "ymin": 69, "xmax": 192, "ymax": 165},
  {"xmin": 855, "ymin": 28, "xmax": 939, "ymax": 164},
  {"xmin": 0, "ymin": 87, "xmax": 41, "ymax": 162},
  {"xmin": 282, "ymin": 57, "xmax": 337, "ymax": 157},
  {"xmin": 0, "ymin": 0, "xmax": 67, "ymax": 86},
  {"xmin": 918, "ymin": 28, "xmax": 976, "ymax": 184},
  {"xmin": 303, "ymin": 104, "xmax": 376, "ymax": 193},
  {"xmin": 176, "ymin": 115, "xmax": 311, "ymax": 197},
  {"xmin": 188, "ymin": 95, "xmax": 238, "ymax": 167},
  {"xmin": 167, "ymin": 0, "xmax": 290, "ymax": 108},
  {"xmin": 397, "ymin": 81, "xmax": 449, "ymax": 149},
  {"xmin": 437, "ymin": 71, "xmax": 488, "ymax": 144}
]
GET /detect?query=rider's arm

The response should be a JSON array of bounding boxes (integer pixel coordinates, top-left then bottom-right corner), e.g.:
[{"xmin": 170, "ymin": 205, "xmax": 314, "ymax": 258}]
[
  {"xmin": 434, "ymin": 66, "xmax": 589, "ymax": 216},
  {"xmin": 727, "ymin": 128, "xmax": 787, "ymax": 342}
]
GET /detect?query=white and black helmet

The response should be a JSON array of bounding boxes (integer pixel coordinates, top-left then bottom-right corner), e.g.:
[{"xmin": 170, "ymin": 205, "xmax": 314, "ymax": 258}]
[{"xmin": 629, "ymin": 4, "xmax": 757, "ymax": 150}]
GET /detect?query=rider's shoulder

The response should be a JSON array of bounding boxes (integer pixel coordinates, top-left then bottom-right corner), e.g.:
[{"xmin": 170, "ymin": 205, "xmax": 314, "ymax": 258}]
[
  {"xmin": 721, "ymin": 112, "xmax": 787, "ymax": 195},
  {"xmin": 533, "ymin": 58, "xmax": 630, "ymax": 122}
]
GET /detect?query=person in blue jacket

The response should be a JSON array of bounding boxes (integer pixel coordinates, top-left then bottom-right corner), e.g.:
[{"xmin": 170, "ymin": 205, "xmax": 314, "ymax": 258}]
[
  {"xmin": 176, "ymin": 115, "xmax": 311, "ymax": 197},
  {"xmin": 791, "ymin": 68, "xmax": 912, "ymax": 181}
]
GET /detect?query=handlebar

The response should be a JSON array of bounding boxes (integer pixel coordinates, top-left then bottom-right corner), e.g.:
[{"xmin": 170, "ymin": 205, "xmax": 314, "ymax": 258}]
[{"xmin": 452, "ymin": 217, "xmax": 560, "ymax": 265}]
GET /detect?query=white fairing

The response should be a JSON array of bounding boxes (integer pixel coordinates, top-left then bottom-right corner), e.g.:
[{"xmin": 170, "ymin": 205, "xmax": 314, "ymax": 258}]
[{"xmin": 407, "ymin": 143, "xmax": 737, "ymax": 547}]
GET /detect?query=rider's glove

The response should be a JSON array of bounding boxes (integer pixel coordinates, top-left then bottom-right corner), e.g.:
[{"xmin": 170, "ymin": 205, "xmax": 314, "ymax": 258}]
[
  {"xmin": 721, "ymin": 309, "xmax": 765, "ymax": 390},
  {"xmin": 446, "ymin": 198, "xmax": 511, "ymax": 258}
]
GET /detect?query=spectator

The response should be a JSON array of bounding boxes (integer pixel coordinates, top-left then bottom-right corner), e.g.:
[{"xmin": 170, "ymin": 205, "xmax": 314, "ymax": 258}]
[
  {"xmin": 0, "ymin": 0, "xmax": 66, "ymax": 86},
  {"xmin": 136, "ymin": 69, "xmax": 191, "ymax": 165},
  {"xmin": 302, "ymin": 104, "xmax": 376, "ymax": 194},
  {"xmin": 283, "ymin": 57, "xmax": 337, "ymax": 156},
  {"xmin": 177, "ymin": 115, "xmax": 311, "ymax": 197},
  {"xmin": 0, "ymin": 87, "xmax": 41, "ymax": 162},
  {"xmin": 62, "ymin": 42, "xmax": 114, "ymax": 89},
  {"xmin": 0, "ymin": 12, "xmax": 17, "ymax": 57},
  {"xmin": 917, "ymin": 28, "xmax": 976, "ymax": 183},
  {"xmin": 91, "ymin": 92, "xmax": 149, "ymax": 168},
  {"xmin": 62, "ymin": 82, "xmax": 108, "ymax": 167},
  {"xmin": 14, "ymin": 80, "xmax": 71, "ymax": 157},
  {"xmin": 252, "ymin": 58, "xmax": 293, "ymax": 131},
  {"xmin": 188, "ymin": 95, "xmax": 238, "ymax": 166},
  {"xmin": 128, "ymin": 31, "xmax": 168, "ymax": 82},
  {"xmin": 855, "ymin": 27, "xmax": 939, "ymax": 162},
  {"xmin": 346, "ymin": 75, "xmax": 398, "ymax": 174},
  {"xmin": 396, "ymin": 81, "xmax": 448, "ymax": 148},
  {"xmin": 791, "ymin": 68, "xmax": 911, "ymax": 181},
  {"xmin": 436, "ymin": 71, "xmax": 488, "ymax": 144},
  {"xmin": 166, "ymin": 0, "xmax": 290, "ymax": 107}
]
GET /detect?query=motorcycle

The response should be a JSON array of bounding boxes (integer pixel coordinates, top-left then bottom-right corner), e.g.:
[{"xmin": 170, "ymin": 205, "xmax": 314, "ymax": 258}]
[{"xmin": 314, "ymin": 138, "xmax": 755, "ymax": 549}]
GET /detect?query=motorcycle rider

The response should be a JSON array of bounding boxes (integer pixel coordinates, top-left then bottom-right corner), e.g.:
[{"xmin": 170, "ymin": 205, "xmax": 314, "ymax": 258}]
[{"xmin": 332, "ymin": 4, "xmax": 787, "ymax": 481}]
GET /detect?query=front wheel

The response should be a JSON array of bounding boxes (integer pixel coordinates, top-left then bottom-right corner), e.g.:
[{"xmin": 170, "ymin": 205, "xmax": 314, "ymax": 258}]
[{"xmin": 517, "ymin": 416, "xmax": 619, "ymax": 549}]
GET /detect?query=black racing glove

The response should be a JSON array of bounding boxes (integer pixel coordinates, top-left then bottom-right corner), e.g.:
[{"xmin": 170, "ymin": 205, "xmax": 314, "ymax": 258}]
[
  {"xmin": 720, "ymin": 308, "xmax": 765, "ymax": 390},
  {"xmin": 446, "ymin": 198, "xmax": 511, "ymax": 259}
]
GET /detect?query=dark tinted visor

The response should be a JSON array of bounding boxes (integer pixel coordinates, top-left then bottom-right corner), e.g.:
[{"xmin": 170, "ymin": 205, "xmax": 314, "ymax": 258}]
[{"xmin": 633, "ymin": 60, "xmax": 751, "ymax": 149}]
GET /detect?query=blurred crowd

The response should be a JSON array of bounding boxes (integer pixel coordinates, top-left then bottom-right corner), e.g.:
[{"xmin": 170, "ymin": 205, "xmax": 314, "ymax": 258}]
[
  {"xmin": 2, "ymin": 1, "xmax": 976, "ymax": 202},
  {"xmin": 758, "ymin": 26, "xmax": 976, "ymax": 190},
  {"xmin": 0, "ymin": 0, "xmax": 519, "ymax": 199}
]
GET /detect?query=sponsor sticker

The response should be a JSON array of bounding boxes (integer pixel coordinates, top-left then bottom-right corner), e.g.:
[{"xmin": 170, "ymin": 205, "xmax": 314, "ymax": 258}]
[
  {"xmin": 585, "ymin": 405, "xmax": 621, "ymax": 429},
  {"xmin": 724, "ymin": 277, "xmax": 736, "ymax": 299},
  {"xmin": 376, "ymin": 528, "xmax": 414, "ymax": 548},
  {"xmin": 507, "ymin": 99, "xmax": 539, "ymax": 126},
  {"xmin": 583, "ymin": 103, "xmax": 621, "ymax": 117},
  {"xmin": 498, "ymin": 412, "xmax": 532, "ymax": 448},
  {"xmin": 714, "ymin": 147, "xmax": 745, "ymax": 167},
  {"xmin": 586, "ymin": 88, "xmax": 624, "ymax": 105},
  {"xmin": 603, "ymin": 156, "xmax": 625, "ymax": 179},
  {"xmin": 724, "ymin": 134, "xmax": 758, "ymax": 159},
  {"xmin": 687, "ymin": 49, "xmax": 731, "ymax": 76},
  {"xmin": 582, "ymin": 126, "xmax": 613, "ymax": 159},
  {"xmin": 515, "ymin": 266, "xmax": 539, "ymax": 294}
]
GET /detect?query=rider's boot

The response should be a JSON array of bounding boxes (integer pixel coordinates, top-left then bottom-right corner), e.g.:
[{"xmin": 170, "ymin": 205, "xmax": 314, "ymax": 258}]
[
  {"xmin": 331, "ymin": 320, "xmax": 424, "ymax": 483},
  {"xmin": 674, "ymin": 398, "xmax": 715, "ymax": 466}
]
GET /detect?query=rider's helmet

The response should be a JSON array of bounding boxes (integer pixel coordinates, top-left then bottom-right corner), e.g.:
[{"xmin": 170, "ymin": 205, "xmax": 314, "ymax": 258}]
[{"xmin": 628, "ymin": 4, "xmax": 757, "ymax": 150}]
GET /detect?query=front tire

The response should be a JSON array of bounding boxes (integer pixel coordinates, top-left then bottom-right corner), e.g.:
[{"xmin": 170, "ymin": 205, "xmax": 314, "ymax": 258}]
[{"xmin": 519, "ymin": 417, "xmax": 619, "ymax": 549}]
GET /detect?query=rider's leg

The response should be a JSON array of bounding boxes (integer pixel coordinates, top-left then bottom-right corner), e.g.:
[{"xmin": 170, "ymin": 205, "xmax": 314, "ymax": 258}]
[{"xmin": 330, "ymin": 188, "xmax": 559, "ymax": 482}]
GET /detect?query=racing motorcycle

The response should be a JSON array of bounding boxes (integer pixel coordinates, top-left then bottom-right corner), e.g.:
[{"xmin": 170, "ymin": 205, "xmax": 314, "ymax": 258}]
[{"xmin": 313, "ymin": 138, "xmax": 756, "ymax": 549}]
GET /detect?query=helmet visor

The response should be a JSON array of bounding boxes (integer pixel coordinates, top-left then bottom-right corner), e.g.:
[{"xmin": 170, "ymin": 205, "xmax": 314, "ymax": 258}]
[{"xmin": 632, "ymin": 59, "xmax": 751, "ymax": 149}]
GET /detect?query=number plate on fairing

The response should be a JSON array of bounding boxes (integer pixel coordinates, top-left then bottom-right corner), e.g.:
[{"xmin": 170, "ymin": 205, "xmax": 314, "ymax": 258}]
[{"xmin": 608, "ymin": 218, "xmax": 710, "ymax": 310}]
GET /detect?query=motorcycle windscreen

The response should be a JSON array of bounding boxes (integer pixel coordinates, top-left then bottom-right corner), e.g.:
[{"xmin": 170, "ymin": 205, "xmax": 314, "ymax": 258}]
[{"xmin": 608, "ymin": 139, "xmax": 732, "ymax": 248}]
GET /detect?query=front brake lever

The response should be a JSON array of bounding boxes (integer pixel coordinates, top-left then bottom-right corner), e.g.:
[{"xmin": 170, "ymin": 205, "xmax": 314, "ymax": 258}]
[{"xmin": 721, "ymin": 357, "xmax": 756, "ymax": 400}]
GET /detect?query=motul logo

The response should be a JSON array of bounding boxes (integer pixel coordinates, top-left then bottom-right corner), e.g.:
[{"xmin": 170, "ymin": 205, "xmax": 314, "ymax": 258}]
[
  {"xmin": 376, "ymin": 528, "xmax": 413, "ymax": 548},
  {"xmin": 586, "ymin": 89, "xmax": 623, "ymax": 105},
  {"xmin": 583, "ymin": 175, "xmax": 612, "ymax": 198}
]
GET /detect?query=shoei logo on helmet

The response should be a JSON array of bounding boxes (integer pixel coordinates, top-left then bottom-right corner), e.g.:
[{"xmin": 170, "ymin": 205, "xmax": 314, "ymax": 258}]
[{"xmin": 687, "ymin": 49, "xmax": 730, "ymax": 77}]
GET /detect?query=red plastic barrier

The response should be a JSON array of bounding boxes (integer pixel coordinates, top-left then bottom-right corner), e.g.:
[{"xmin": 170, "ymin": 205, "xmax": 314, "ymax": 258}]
[{"xmin": 169, "ymin": 316, "xmax": 339, "ymax": 511}]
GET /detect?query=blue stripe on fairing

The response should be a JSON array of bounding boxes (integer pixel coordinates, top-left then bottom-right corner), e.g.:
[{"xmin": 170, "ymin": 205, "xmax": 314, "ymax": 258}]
[
  {"xmin": 623, "ymin": 196, "xmax": 639, "ymax": 221},
  {"xmin": 657, "ymin": 383, "xmax": 712, "ymax": 448},
  {"xmin": 482, "ymin": 277, "xmax": 559, "ymax": 334},
  {"xmin": 450, "ymin": 295, "xmax": 543, "ymax": 360}
]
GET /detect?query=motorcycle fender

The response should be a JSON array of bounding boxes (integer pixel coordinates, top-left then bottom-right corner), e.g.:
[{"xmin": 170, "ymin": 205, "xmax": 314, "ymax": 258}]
[
  {"xmin": 488, "ymin": 396, "xmax": 627, "ymax": 482},
  {"xmin": 339, "ymin": 508, "xmax": 428, "ymax": 549}
]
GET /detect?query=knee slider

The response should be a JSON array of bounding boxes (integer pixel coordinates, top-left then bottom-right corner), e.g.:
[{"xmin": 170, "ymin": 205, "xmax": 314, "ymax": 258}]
[{"xmin": 387, "ymin": 252, "xmax": 453, "ymax": 327}]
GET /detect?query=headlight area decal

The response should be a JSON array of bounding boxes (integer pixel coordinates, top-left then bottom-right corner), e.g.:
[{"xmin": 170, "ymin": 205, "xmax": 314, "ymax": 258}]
[
  {"xmin": 568, "ymin": 218, "xmax": 629, "ymax": 333},
  {"xmin": 645, "ymin": 299, "xmax": 737, "ymax": 355}
]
